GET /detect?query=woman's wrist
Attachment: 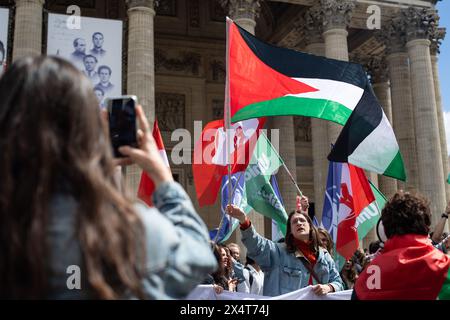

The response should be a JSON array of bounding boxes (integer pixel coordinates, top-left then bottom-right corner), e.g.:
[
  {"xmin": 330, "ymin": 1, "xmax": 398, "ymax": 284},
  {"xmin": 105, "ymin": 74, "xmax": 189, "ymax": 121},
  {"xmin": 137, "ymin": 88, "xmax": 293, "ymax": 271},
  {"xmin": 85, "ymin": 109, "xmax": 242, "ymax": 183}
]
[
  {"xmin": 147, "ymin": 166, "xmax": 173, "ymax": 187},
  {"xmin": 239, "ymin": 217, "xmax": 251, "ymax": 230}
]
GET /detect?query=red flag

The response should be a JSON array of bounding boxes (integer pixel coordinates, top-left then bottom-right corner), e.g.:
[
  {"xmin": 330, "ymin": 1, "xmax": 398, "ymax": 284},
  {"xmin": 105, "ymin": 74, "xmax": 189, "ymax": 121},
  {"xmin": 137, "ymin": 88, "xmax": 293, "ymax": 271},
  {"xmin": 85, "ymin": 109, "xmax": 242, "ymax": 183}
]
[
  {"xmin": 137, "ymin": 120, "xmax": 170, "ymax": 206},
  {"xmin": 192, "ymin": 118, "xmax": 265, "ymax": 207},
  {"xmin": 336, "ymin": 164, "xmax": 375, "ymax": 260}
]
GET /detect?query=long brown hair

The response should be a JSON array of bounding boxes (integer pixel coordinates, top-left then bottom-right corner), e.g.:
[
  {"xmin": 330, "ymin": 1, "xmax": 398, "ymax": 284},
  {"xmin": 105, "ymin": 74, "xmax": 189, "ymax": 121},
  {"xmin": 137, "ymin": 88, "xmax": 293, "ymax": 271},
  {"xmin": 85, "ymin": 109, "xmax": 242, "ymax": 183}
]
[
  {"xmin": 211, "ymin": 243, "xmax": 226, "ymax": 287},
  {"xmin": 285, "ymin": 211, "xmax": 320, "ymax": 254},
  {"xmin": 0, "ymin": 56, "xmax": 146, "ymax": 299},
  {"xmin": 317, "ymin": 227, "xmax": 334, "ymax": 255}
]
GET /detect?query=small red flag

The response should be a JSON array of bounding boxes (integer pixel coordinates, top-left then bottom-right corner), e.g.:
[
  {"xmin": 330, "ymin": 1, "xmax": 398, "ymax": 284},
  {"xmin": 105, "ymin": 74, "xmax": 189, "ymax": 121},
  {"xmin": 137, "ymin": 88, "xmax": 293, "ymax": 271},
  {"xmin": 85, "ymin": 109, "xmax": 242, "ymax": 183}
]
[{"xmin": 137, "ymin": 120, "xmax": 170, "ymax": 206}]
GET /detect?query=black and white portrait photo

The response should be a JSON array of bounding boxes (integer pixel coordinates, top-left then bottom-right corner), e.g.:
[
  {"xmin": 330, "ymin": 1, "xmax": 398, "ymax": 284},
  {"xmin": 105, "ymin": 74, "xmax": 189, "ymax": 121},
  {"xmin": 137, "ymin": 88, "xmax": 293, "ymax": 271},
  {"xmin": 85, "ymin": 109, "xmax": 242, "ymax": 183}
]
[
  {"xmin": 90, "ymin": 32, "xmax": 106, "ymax": 58},
  {"xmin": 95, "ymin": 65, "xmax": 114, "ymax": 94},
  {"xmin": 46, "ymin": 14, "xmax": 122, "ymax": 98},
  {"xmin": 71, "ymin": 37, "xmax": 87, "ymax": 62},
  {"xmin": 0, "ymin": 8, "xmax": 9, "ymax": 76},
  {"xmin": 82, "ymin": 54, "xmax": 99, "ymax": 82}
]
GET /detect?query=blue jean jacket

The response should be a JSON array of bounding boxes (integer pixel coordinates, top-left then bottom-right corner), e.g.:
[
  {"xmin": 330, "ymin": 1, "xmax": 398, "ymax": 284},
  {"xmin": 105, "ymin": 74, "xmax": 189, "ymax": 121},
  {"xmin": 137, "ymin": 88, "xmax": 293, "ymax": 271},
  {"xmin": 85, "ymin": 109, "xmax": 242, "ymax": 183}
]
[
  {"xmin": 46, "ymin": 181, "xmax": 217, "ymax": 299},
  {"xmin": 241, "ymin": 225, "xmax": 344, "ymax": 297}
]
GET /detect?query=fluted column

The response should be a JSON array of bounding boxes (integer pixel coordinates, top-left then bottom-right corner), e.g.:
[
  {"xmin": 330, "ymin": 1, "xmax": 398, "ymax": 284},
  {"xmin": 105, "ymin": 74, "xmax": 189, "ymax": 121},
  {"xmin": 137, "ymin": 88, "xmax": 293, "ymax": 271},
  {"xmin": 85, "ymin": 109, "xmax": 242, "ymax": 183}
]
[
  {"xmin": 221, "ymin": 0, "xmax": 267, "ymax": 246},
  {"xmin": 320, "ymin": 0, "xmax": 355, "ymax": 144},
  {"xmin": 404, "ymin": 7, "xmax": 446, "ymax": 225},
  {"xmin": 303, "ymin": 5, "xmax": 328, "ymax": 221},
  {"xmin": 367, "ymin": 56, "xmax": 398, "ymax": 198},
  {"xmin": 13, "ymin": 0, "xmax": 45, "ymax": 60},
  {"xmin": 125, "ymin": 0, "xmax": 156, "ymax": 196},
  {"xmin": 430, "ymin": 28, "xmax": 449, "ymax": 204},
  {"xmin": 377, "ymin": 17, "xmax": 420, "ymax": 193}
]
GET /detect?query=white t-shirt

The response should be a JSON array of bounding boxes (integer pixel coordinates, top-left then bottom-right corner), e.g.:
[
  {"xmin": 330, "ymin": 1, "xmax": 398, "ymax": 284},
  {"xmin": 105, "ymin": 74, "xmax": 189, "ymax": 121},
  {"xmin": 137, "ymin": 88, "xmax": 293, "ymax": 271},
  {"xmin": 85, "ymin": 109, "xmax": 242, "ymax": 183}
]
[{"xmin": 237, "ymin": 264, "xmax": 264, "ymax": 295}]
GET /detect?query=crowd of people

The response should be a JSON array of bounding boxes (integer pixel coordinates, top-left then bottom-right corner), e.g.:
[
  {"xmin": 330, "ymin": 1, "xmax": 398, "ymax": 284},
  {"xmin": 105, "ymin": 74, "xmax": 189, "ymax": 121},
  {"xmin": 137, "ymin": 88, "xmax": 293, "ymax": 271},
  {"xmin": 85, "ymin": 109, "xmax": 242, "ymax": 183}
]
[{"xmin": 0, "ymin": 56, "xmax": 449, "ymax": 300}]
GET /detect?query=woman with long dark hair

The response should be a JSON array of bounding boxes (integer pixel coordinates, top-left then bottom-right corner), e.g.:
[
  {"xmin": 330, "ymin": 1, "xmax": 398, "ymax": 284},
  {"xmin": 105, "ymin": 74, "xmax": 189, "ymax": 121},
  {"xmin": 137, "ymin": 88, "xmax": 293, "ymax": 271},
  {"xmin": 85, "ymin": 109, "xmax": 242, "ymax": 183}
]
[
  {"xmin": 203, "ymin": 244, "xmax": 238, "ymax": 293},
  {"xmin": 0, "ymin": 56, "xmax": 216, "ymax": 299},
  {"xmin": 226, "ymin": 204, "xmax": 343, "ymax": 297}
]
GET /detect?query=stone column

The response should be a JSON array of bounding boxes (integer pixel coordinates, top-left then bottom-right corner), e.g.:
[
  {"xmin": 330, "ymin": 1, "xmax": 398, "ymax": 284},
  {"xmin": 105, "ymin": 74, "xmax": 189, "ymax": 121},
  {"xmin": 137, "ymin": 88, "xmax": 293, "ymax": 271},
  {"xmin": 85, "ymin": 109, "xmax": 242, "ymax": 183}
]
[
  {"xmin": 125, "ymin": 0, "xmax": 156, "ymax": 196},
  {"xmin": 221, "ymin": 0, "xmax": 267, "ymax": 250},
  {"xmin": 404, "ymin": 7, "xmax": 446, "ymax": 226},
  {"xmin": 367, "ymin": 56, "xmax": 398, "ymax": 198},
  {"xmin": 430, "ymin": 28, "xmax": 449, "ymax": 204},
  {"xmin": 303, "ymin": 5, "xmax": 328, "ymax": 221},
  {"xmin": 12, "ymin": 0, "xmax": 45, "ymax": 60},
  {"xmin": 320, "ymin": 0, "xmax": 355, "ymax": 144},
  {"xmin": 377, "ymin": 18, "xmax": 420, "ymax": 193}
]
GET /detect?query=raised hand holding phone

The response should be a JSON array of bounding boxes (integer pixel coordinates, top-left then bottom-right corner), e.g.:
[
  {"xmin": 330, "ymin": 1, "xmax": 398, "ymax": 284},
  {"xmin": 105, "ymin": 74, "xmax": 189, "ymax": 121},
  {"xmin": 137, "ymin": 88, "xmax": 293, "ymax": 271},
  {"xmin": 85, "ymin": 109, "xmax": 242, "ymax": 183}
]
[
  {"xmin": 118, "ymin": 104, "xmax": 173, "ymax": 187},
  {"xmin": 106, "ymin": 95, "xmax": 139, "ymax": 158}
]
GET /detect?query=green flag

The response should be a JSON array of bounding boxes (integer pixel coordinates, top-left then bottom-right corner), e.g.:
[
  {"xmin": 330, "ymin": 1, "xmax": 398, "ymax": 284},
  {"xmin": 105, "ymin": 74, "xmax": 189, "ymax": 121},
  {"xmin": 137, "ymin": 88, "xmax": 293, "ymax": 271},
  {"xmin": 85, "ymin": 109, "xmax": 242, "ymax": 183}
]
[
  {"xmin": 244, "ymin": 134, "xmax": 288, "ymax": 235},
  {"xmin": 447, "ymin": 174, "xmax": 450, "ymax": 184},
  {"xmin": 356, "ymin": 181, "xmax": 386, "ymax": 242}
]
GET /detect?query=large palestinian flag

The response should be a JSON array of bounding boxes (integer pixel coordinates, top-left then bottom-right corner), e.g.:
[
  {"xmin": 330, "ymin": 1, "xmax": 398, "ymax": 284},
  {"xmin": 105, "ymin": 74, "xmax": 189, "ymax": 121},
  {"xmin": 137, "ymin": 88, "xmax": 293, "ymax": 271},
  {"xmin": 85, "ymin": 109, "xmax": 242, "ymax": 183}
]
[
  {"xmin": 328, "ymin": 85, "xmax": 406, "ymax": 181},
  {"xmin": 354, "ymin": 234, "xmax": 450, "ymax": 300},
  {"xmin": 226, "ymin": 18, "xmax": 405, "ymax": 181}
]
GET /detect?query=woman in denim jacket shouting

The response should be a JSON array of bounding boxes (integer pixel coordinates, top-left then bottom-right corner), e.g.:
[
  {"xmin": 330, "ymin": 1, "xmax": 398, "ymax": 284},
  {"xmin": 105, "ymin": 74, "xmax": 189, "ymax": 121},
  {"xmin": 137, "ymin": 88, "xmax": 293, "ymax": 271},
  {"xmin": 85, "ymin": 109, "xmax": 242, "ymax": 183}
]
[{"xmin": 226, "ymin": 199, "xmax": 343, "ymax": 297}]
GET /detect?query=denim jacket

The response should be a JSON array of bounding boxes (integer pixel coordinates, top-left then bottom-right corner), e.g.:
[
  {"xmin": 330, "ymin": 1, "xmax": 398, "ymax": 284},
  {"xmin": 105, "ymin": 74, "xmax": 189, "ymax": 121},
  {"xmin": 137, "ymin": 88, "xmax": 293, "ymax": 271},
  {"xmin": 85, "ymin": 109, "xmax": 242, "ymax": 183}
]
[
  {"xmin": 46, "ymin": 181, "xmax": 217, "ymax": 299},
  {"xmin": 241, "ymin": 225, "xmax": 344, "ymax": 297}
]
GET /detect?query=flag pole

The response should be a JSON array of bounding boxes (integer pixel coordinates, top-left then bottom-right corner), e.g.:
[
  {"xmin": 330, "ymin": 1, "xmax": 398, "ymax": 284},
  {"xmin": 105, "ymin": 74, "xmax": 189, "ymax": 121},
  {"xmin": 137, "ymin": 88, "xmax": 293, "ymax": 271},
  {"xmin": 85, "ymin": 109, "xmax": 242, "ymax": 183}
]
[
  {"xmin": 225, "ymin": 17, "xmax": 232, "ymax": 207},
  {"xmin": 230, "ymin": 171, "xmax": 244, "ymax": 199},
  {"xmin": 213, "ymin": 217, "xmax": 225, "ymax": 244},
  {"xmin": 261, "ymin": 132, "xmax": 303, "ymax": 197},
  {"xmin": 281, "ymin": 162, "xmax": 303, "ymax": 198}
]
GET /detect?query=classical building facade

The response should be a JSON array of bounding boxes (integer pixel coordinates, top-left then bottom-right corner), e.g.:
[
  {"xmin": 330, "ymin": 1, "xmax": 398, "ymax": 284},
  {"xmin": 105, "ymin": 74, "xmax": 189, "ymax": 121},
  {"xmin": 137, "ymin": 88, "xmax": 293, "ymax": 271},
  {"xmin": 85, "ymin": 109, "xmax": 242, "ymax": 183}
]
[{"xmin": 1, "ymin": 0, "xmax": 447, "ymax": 247}]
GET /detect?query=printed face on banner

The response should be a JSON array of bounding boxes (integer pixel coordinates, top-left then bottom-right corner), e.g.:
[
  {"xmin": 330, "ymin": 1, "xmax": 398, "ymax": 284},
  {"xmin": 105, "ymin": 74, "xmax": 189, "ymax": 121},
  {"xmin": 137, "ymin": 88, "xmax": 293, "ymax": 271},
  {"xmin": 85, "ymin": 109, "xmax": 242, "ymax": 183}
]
[
  {"xmin": 46, "ymin": 14, "xmax": 123, "ymax": 107},
  {"xmin": 0, "ymin": 8, "xmax": 9, "ymax": 77}
]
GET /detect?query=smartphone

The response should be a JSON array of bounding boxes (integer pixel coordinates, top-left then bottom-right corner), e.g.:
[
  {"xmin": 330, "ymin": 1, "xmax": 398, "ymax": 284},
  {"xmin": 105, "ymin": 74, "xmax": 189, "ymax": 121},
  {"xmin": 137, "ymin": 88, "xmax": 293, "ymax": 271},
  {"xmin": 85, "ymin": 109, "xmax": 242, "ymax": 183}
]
[{"xmin": 105, "ymin": 95, "xmax": 138, "ymax": 158}]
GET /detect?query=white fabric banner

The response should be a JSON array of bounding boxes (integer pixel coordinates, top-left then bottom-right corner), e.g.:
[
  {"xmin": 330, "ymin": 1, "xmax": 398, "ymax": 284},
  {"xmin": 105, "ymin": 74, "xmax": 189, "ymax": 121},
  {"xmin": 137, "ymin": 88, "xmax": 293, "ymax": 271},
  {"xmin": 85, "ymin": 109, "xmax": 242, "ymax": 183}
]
[{"xmin": 186, "ymin": 285, "xmax": 352, "ymax": 300}]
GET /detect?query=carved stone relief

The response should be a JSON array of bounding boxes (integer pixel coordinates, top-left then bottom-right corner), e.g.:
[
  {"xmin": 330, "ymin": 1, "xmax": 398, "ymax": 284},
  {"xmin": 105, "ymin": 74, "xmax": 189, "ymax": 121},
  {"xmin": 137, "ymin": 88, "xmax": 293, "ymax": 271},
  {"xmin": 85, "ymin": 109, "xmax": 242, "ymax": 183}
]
[
  {"xmin": 210, "ymin": 59, "xmax": 226, "ymax": 82},
  {"xmin": 401, "ymin": 7, "xmax": 438, "ymax": 42},
  {"xmin": 320, "ymin": 0, "xmax": 355, "ymax": 31},
  {"xmin": 156, "ymin": 92, "xmax": 186, "ymax": 131},
  {"xmin": 155, "ymin": 48, "xmax": 202, "ymax": 76},
  {"xmin": 210, "ymin": 0, "xmax": 226, "ymax": 22},
  {"xmin": 189, "ymin": 0, "xmax": 200, "ymax": 27},
  {"xmin": 220, "ymin": 0, "xmax": 261, "ymax": 21},
  {"xmin": 155, "ymin": 0, "xmax": 177, "ymax": 16},
  {"xmin": 294, "ymin": 116, "xmax": 311, "ymax": 142},
  {"xmin": 430, "ymin": 27, "xmax": 446, "ymax": 56}
]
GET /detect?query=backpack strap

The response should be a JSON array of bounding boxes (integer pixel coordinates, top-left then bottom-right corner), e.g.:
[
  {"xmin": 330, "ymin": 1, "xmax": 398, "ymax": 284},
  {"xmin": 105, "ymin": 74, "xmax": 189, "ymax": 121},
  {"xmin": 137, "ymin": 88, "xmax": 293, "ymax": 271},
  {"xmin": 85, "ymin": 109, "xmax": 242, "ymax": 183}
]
[{"xmin": 298, "ymin": 257, "xmax": 321, "ymax": 284}]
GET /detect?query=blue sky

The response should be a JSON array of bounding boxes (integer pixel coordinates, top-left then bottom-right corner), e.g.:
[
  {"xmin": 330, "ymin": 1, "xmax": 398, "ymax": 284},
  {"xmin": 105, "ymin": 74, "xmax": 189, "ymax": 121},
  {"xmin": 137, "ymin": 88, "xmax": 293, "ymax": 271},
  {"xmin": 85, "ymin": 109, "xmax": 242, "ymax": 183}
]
[
  {"xmin": 437, "ymin": 2, "xmax": 449, "ymax": 112},
  {"xmin": 436, "ymin": 1, "xmax": 450, "ymax": 155}
]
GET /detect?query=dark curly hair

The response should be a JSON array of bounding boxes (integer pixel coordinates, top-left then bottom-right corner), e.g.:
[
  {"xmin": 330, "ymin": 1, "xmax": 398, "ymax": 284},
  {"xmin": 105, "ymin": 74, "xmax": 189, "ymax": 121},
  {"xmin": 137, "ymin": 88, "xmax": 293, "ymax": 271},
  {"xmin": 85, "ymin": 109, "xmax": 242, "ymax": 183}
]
[{"xmin": 381, "ymin": 191, "xmax": 431, "ymax": 239}]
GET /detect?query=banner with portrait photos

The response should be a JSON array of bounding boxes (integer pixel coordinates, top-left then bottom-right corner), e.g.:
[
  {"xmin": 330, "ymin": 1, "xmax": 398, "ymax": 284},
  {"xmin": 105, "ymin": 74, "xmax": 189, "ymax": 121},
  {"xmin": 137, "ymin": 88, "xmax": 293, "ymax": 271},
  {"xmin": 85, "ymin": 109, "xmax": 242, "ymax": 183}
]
[
  {"xmin": 0, "ymin": 7, "xmax": 9, "ymax": 76},
  {"xmin": 46, "ymin": 13, "xmax": 123, "ymax": 106}
]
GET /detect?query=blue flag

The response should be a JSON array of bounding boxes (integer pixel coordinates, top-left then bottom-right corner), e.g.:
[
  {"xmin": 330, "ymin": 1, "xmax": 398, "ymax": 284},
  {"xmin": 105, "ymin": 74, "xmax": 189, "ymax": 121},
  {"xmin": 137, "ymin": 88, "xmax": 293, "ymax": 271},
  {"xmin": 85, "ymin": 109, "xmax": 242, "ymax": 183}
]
[
  {"xmin": 321, "ymin": 160, "xmax": 383, "ymax": 270},
  {"xmin": 209, "ymin": 172, "xmax": 246, "ymax": 243},
  {"xmin": 321, "ymin": 161, "xmax": 342, "ymax": 241}
]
